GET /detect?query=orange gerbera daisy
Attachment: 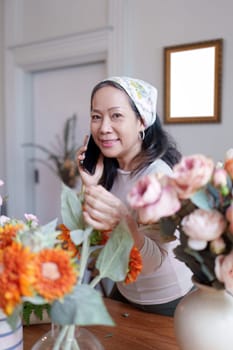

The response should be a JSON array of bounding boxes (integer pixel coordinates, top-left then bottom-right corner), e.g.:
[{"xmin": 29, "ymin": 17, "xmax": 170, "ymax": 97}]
[
  {"xmin": 124, "ymin": 246, "xmax": 142, "ymax": 284},
  {"xmin": 57, "ymin": 224, "xmax": 80, "ymax": 258},
  {"xmin": 0, "ymin": 222, "xmax": 24, "ymax": 249},
  {"xmin": 0, "ymin": 241, "xmax": 36, "ymax": 315},
  {"xmin": 33, "ymin": 248, "xmax": 78, "ymax": 302}
]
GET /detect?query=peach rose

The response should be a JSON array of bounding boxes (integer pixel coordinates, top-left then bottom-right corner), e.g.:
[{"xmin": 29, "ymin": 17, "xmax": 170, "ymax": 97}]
[
  {"xmin": 172, "ymin": 154, "xmax": 214, "ymax": 199},
  {"xmin": 215, "ymin": 252, "xmax": 233, "ymax": 294},
  {"xmin": 127, "ymin": 174, "xmax": 181, "ymax": 224},
  {"xmin": 181, "ymin": 208, "xmax": 226, "ymax": 244}
]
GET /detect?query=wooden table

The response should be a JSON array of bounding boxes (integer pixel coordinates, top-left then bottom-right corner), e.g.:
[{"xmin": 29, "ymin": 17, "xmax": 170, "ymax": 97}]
[{"xmin": 24, "ymin": 298, "xmax": 179, "ymax": 350}]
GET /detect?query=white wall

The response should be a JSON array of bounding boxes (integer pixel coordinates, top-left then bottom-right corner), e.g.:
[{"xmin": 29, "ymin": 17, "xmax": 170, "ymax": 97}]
[
  {"xmin": 1, "ymin": 0, "xmax": 233, "ymax": 182},
  {"xmin": 5, "ymin": 0, "xmax": 108, "ymax": 46},
  {"xmin": 127, "ymin": 0, "xmax": 233, "ymax": 161}
]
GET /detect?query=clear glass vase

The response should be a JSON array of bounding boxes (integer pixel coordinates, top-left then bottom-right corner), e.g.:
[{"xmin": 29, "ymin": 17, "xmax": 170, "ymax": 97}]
[{"xmin": 32, "ymin": 324, "xmax": 104, "ymax": 350}]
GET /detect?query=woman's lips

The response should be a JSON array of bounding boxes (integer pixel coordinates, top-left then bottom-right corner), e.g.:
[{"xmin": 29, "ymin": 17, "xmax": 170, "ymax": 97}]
[{"xmin": 100, "ymin": 139, "xmax": 118, "ymax": 147}]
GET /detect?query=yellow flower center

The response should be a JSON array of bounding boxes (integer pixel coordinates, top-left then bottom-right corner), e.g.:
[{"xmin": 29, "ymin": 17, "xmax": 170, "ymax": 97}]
[{"xmin": 42, "ymin": 262, "xmax": 61, "ymax": 280}]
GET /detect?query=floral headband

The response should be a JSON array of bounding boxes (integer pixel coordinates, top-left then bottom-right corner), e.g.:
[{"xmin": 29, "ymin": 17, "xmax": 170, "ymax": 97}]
[{"xmin": 104, "ymin": 76, "xmax": 158, "ymax": 128}]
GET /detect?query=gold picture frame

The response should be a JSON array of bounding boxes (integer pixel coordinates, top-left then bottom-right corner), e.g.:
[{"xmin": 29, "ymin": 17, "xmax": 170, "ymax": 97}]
[{"xmin": 164, "ymin": 39, "xmax": 223, "ymax": 124}]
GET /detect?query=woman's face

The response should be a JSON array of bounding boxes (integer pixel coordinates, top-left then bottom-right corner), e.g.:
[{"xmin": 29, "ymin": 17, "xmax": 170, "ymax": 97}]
[{"xmin": 90, "ymin": 86, "xmax": 144, "ymax": 170}]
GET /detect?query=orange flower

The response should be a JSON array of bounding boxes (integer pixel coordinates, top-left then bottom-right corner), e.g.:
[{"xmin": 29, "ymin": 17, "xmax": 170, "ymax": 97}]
[
  {"xmin": 224, "ymin": 158, "xmax": 233, "ymax": 180},
  {"xmin": 33, "ymin": 248, "xmax": 78, "ymax": 302},
  {"xmin": 0, "ymin": 222, "xmax": 24, "ymax": 249},
  {"xmin": 124, "ymin": 246, "xmax": 142, "ymax": 284},
  {"xmin": 58, "ymin": 224, "xmax": 80, "ymax": 258},
  {"xmin": 100, "ymin": 230, "xmax": 111, "ymax": 245},
  {"xmin": 0, "ymin": 242, "xmax": 36, "ymax": 315}
]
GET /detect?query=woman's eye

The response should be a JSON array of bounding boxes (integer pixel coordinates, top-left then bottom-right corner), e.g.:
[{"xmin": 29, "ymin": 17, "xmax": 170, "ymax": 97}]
[
  {"xmin": 112, "ymin": 113, "xmax": 122, "ymax": 119},
  {"xmin": 91, "ymin": 114, "xmax": 101, "ymax": 120}
]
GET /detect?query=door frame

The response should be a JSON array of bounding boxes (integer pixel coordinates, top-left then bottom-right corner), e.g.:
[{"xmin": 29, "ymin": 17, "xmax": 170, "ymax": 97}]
[{"xmin": 4, "ymin": 1, "xmax": 129, "ymax": 218}]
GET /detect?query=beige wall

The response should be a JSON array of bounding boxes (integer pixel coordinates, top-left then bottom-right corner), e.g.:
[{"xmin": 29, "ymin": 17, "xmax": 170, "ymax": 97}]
[
  {"xmin": 6, "ymin": 0, "xmax": 108, "ymax": 46},
  {"xmin": 126, "ymin": 0, "xmax": 233, "ymax": 161},
  {"xmin": 1, "ymin": 0, "xmax": 233, "ymax": 178}
]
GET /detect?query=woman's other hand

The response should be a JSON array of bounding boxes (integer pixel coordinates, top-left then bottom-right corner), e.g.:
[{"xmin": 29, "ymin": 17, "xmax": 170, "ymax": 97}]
[{"xmin": 83, "ymin": 185, "xmax": 127, "ymax": 231}]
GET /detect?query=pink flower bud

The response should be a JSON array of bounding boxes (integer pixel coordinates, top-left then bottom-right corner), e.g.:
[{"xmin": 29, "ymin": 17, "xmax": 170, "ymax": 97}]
[{"xmin": 213, "ymin": 168, "xmax": 227, "ymax": 187}]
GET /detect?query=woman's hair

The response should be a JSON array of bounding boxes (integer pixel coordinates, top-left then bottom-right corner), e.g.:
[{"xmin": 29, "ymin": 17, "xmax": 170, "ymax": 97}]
[{"xmin": 84, "ymin": 80, "xmax": 181, "ymax": 190}]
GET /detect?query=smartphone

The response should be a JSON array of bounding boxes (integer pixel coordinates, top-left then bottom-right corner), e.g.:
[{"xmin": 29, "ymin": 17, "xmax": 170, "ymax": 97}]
[{"xmin": 81, "ymin": 135, "xmax": 100, "ymax": 175}]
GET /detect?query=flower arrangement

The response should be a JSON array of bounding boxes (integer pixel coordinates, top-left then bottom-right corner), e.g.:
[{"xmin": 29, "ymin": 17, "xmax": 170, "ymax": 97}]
[
  {"xmin": 0, "ymin": 180, "xmax": 142, "ymax": 348},
  {"xmin": 23, "ymin": 114, "xmax": 80, "ymax": 188},
  {"xmin": 127, "ymin": 149, "xmax": 233, "ymax": 293}
]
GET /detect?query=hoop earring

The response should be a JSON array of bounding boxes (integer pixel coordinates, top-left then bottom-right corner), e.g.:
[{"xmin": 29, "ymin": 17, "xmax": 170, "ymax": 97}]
[{"xmin": 139, "ymin": 130, "xmax": 145, "ymax": 141}]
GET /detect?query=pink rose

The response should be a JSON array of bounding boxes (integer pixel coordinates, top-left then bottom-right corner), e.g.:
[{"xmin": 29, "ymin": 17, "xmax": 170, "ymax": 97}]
[
  {"xmin": 181, "ymin": 208, "xmax": 226, "ymax": 243},
  {"xmin": 127, "ymin": 174, "xmax": 181, "ymax": 224},
  {"xmin": 215, "ymin": 252, "xmax": 233, "ymax": 294},
  {"xmin": 172, "ymin": 154, "xmax": 214, "ymax": 199},
  {"xmin": 226, "ymin": 205, "xmax": 233, "ymax": 234}
]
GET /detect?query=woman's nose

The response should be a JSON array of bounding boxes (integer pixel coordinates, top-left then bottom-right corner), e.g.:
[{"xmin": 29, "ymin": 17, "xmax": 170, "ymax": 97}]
[{"xmin": 99, "ymin": 117, "xmax": 112, "ymax": 133}]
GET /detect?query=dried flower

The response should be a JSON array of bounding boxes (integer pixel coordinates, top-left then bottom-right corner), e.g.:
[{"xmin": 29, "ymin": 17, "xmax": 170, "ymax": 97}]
[{"xmin": 23, "ymin": 115, "xmax": 80, "ymax": 188}]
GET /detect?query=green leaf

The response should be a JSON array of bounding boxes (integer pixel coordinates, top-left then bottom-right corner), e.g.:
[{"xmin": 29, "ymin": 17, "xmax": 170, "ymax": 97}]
[
  {"xmin": 95, "ymin": 220, "xmax": 134, "ymax": 282},
  {"xmin": 70, "ymin": 227, "xmax": 92, "ymax": 246},
  {"xmin": 41, "ymin": 219, "xmax": 58, "ymax": 234},
  {"xmin": 190, "ymin": 189, "xmax": 212, "ymax": 210},
  {"xmin": 23, "ymin": 302, "xmax": 51, "ymax": 326},
  {"xmin": 61, "ymin": 184, "xmax": 84, "ymax": 230},
  {"xmin": 50, "ymin": 284, "xmax": 114, "ymax": 326},
  {"xmin": 18, "ymin": 220, "xmax": 59, "ymax": 252}
]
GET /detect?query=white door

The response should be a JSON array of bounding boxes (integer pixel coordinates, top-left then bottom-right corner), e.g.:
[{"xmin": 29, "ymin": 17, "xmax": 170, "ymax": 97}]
[{"xmin": 32, "ymin": 62, "xmax": 106, "ymax": 224}]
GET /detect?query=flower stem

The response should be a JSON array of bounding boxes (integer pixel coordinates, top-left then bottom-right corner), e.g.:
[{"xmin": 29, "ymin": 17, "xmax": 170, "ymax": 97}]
[
  {"xmin": 53, "ymin": 325, "xmax": 69, "ymax": 350},
  {"xmin": 78, "ymin": 228, "xmax": 92, "ymax": 284},
  {"xmin": 64, "ymin": 325, "xmax": 76, "ymax": 350},
  {"xmin": 89, "ymin": 274, "xmax": 102, "ymax": 289}
]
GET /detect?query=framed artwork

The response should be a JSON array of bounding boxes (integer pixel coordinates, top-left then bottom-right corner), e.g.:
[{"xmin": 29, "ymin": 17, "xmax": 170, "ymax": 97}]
[{"xmin": 164, "ymin": 39, "xmax": 223, "ymax": 124}]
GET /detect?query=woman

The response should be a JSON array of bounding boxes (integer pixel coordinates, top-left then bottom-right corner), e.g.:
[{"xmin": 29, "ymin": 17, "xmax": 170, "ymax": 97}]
[{"xmin": 77, "ymin": 76, "xmax": 193, "ymax": 316}]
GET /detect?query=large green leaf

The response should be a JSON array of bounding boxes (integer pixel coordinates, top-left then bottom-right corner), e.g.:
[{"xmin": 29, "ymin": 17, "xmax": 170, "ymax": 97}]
[
  {"xmin": 50, "ymin": 284, "xmax": 114, "ymax": 326},
  {"xmin": 61, "ymin": 184, "xmax": 84, "ymax": 230},
  {"xmin": 95, "ymin": 220, "xmax": 134, "ymax": 282}
]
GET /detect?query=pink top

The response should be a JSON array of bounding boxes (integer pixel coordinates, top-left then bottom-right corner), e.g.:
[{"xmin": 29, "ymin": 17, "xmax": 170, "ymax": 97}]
[{"xmin": 110, "ymin": 159, "xmax": 193, "ymax": 305}]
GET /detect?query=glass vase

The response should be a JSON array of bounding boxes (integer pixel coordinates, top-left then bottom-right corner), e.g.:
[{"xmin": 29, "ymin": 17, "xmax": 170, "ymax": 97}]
[
  {"xmin": 32, "ymin": 324, "xmax": 104, "ymax": 350},
  {"xmin": 0, "ymin": 308, "xmax": 23, "ymax": 349},
  {"xmin": 174, "ymin": 277, "xmax": 233, "ymax": 350}
]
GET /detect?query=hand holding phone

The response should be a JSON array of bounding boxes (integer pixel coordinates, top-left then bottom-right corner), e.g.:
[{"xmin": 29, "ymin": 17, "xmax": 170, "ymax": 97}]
[{"xmin": 77, "ymin": 135, "xmax": 103, "ymax": 186}]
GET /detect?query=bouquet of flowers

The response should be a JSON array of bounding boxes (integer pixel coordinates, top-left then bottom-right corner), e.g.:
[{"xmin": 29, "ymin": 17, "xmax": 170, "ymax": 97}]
[
  {"xmin": 0, "ymin": 181, "xmax": 142, "ymax": 348},
  {"xmin": 127, "ymin": 149, "xmax": 233, "ymax": 293}
]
